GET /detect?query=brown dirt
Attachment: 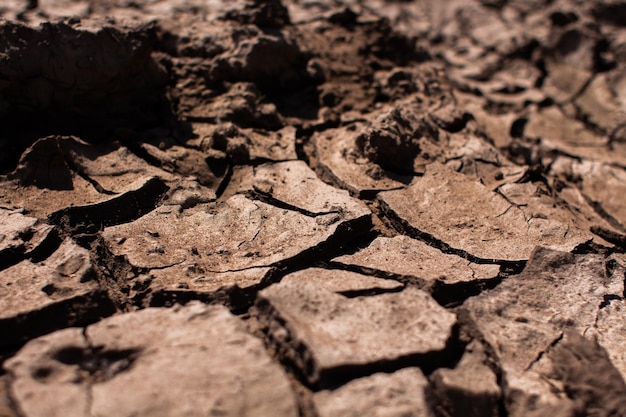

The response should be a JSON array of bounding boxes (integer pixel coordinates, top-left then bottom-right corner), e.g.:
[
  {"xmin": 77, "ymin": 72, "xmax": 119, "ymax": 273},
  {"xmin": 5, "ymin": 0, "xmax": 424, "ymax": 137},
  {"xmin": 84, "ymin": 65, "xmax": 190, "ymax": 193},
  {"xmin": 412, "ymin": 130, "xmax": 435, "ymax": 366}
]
[{"xmin": 2, "ymin": 1, "xmax": 626, "ymax": 416}]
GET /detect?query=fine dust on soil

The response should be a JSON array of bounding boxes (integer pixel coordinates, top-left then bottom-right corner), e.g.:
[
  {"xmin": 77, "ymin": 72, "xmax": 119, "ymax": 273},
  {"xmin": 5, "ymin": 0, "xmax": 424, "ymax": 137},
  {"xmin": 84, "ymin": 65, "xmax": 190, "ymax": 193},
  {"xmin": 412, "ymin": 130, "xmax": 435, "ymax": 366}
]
[{"xmin": 1, "ymin": 1, "xmax": 626, "ymax": 416}]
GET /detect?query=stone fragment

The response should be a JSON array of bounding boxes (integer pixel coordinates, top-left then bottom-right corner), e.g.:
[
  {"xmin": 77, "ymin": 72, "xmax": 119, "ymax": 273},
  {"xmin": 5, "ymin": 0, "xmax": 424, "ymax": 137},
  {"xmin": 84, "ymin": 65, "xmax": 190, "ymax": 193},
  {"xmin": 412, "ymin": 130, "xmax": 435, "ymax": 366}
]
[
  {"xmin": 462, "ymin": 247, "xmax": 625, "ymax": 416},
  {"xmin": 137, "ymin": 142, "xmax": 227, "ymax": 189},
  {"xmin": 378, "ymin": 163, "xmax": 592, "ymax": 262},
  {"xmin": 0, "ymin": 208, "xmax": 54, "ymax": 267},
  {"xmin": 184, "ymin": 82, "xmax": 283, "ymax": 129},
  {"xmin": 0, "ymin": 238, "xmax": 115, "ymax": 348},
  {"xmin": 162, "ymin": 178, "xmax": 216, "ymax": 209},
  {"xmin": 102, "ymin": 189, "xmax": 370, "ymax": 295},
  {"xmin": 256, "ymin": 282, "xmax": 456, "ymax": 385},
  {"xmin": 313, "ymin": 368, "xmax": 431, "ymax": 417},
  {"xmin": 334, "ymin": 236, "xmax": 499, "ymax": 285},
  {"xmin": 281, "ymin": 268, "xmax": 403, "ymax": 294},
  {"xmin": 4, "ymin": 303, "xmax": 298, "ymax": 417}
]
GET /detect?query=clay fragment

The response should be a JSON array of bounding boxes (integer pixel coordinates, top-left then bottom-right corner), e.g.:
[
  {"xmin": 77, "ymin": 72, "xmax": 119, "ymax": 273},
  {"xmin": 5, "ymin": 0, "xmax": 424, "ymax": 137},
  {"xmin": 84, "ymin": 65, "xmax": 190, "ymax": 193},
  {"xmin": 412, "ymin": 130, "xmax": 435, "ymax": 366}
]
[
  {"xmin": 334, "ymin": 235, "xmax": 499, "ymax": 285},
  {"xmin": 1, "ymin": 136, "xmax": 176, "ymax": 220},
  {"xmin": 313, "ymin": 368, "xmax": 431, "ymax": 417},
  {"xmin": 429, "ymin": 341, "xmax": 501, "ymax": 417},
  {"xmin": 102, "ymin": 188, "xmax": 370, "ymax": 295},
  {"xmin": 313, "ymin": 124, "xmax": 412, "ymax": 198},
  {"xmin": 256, "ymin": 281, "xmax": 456, "ymax": 385},
  {"xmin": 4, "ymin": 303, "xmax": 299, "ymax": 417},
  {"xmin": 462, "ymin": 247, "xmax": 625, "ymax": 416},
  {"xmin": 378, "ymin": 163, "xmax": 593, "ymax": 262},
  {"xmin": 0, "ymin": 238, "xmax": 115, "ymax": 348},
  {"xmin": 227, "ymin": 160, "xmax": 369, "ymax": 217},
  {"xmin": 281, "ymin": 268, "xmax": 403, "ymax": 294},
  {"xmin": 0, "ymin": 208, "xmax": 54, "ymax": 268},
  {"xmin": 190, "ymin": 122, "xmax": 297, "ymax": 163}
]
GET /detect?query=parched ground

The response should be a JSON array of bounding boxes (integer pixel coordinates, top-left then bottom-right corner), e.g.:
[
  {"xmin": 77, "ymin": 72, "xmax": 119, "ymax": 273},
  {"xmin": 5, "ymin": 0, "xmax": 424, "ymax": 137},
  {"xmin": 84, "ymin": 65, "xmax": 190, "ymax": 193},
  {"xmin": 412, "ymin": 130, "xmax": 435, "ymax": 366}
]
[{"xmin": 2, "ymin": 0, "xmax": 626, "ymax": 416}]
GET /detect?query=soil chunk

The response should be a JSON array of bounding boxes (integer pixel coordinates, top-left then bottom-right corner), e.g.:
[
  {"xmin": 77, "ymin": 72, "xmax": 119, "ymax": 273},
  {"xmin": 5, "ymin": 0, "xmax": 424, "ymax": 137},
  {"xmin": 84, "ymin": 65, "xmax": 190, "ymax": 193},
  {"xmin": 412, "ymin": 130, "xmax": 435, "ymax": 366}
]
[
  {"xmin": 0, "ymin": 238, "xmax": 115, "ymax": 348},
  {"xmin": 4, "ymin": 302, "xmax": 298, "ymax": 417},
  {"xmin": 378, "ymin": 163, "xmax": 594, "ymax": 262},
  {"xmin": 462, "ymin": 247, "xmax": 625, "ymax": 416},
  {"xmin": 313, "ymin": 368, "xmax": 431, "ymax": 417},
  {"xmin": 256, "ymin": 282, "xmax": 456, "ymax": 385}
]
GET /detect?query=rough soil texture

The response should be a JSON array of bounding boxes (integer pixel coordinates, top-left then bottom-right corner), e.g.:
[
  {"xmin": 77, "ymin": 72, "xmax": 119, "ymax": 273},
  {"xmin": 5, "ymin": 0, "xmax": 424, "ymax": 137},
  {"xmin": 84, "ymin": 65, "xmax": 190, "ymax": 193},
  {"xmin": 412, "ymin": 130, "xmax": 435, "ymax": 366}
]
[{"xmin": 1, "ymin": 0, "xmax": 626, "ymax": 416}]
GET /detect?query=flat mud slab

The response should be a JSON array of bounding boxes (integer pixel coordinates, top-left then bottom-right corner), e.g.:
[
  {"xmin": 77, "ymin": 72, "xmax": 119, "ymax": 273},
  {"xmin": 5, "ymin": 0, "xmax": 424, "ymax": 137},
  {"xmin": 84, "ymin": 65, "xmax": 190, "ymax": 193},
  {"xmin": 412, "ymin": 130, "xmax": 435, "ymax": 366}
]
[{"xmin": 2, "ymin": 1, "xmax": 626, "ymax": 416}]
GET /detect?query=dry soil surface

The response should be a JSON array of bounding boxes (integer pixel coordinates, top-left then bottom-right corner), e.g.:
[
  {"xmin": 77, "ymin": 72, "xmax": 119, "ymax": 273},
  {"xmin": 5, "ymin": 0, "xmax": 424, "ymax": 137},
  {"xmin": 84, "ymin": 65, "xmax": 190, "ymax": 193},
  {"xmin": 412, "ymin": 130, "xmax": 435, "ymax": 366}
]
[{"xmin": 2, "ymin": 1, "xmax": 626, "ymax": 416}]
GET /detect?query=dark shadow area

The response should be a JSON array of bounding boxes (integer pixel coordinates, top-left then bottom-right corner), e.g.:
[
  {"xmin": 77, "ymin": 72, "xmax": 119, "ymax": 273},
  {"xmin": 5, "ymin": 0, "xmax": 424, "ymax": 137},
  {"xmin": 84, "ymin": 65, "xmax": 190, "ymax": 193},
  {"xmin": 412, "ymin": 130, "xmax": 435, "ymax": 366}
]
[{"xmin": 0, "ymin": 20, "xmax": 175, "ymax": 174}]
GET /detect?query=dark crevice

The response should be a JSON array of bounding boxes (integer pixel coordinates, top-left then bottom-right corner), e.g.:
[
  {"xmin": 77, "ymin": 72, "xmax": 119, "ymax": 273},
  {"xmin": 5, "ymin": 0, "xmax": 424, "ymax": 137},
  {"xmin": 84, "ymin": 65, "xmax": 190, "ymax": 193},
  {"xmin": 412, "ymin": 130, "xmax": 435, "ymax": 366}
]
[
  {"xmin": 454, "ymin": 308, "xmax": 508, "ymax": 417},
  {"xmin": 294, "ymin": 131, "xmax": 312, "ymax": 167},
  {"xmin": 590, "ymin": 226, "xmax": 626, "ymax": 252},
  {"xmin": 336, "ymin": 285, "xmax": 405, "ymax": 298},
  {"xmin": 430, "ymin": 275, "xmax": 504, "ymax": 308},
  {"xmin": 246, "ymin": 188, "xmax": 342, "ymax": 218},
  {"xmin": 124, "ymin": 214, "xmax": 375, "ymax": 315},
  {"xmin": 51, "ymin": 331, "xmax": 142, "ymax": 385},
  {"xmin": 26, "ymin": 227, "xmax": 62, "ymax": 264},
  {"xmin": 242, "ymin": 312, "xmax": 320, "ymax": 417},
  {"xmin": 327, "ymin": 260, "xmax": 506, "ymax": 308},
  {"xmin": 510, "ymin": 117, "xmax": 527, "ymax": 138},
  {"xmin": 377, "ymin": 199, "xmax": 527, "ymax": 271},
  {"xmin": 0, "ymin": 290, "xmax": 116, "ymax": 351},
  {"xmin": 0, "ymin": 248, "xmax": 30, "ymax": 273},
  {"xmin": 583, "ymin": 195, "xmax": 626, "ymax": 234},
  {"xmin": 319, "ymin": 325, "xmax": 465, "ymax": 390},
  {"xmin": 147, "ymin": 286, "xmax": 253, "ymax": 314},
  {"xmin": 119, "ymin": 138, "xmax": 172, "ymax": 170},
  {"xmin": 250, "ymin": 215, "xmax": 375, "ymax": 295},
  {"xmin": 48, "ymin": 176, "xmax": 169, "ymax": 235},
  {"xmin": 90, "ymin": 236, "xmax": 140, "ymax": 311},
  {"xmin": 599, "ymin": 294, "xmax": 623, "ymax": 309},
  {"xmin": 326, "ymin": 261, "xmax": 427, "ymax": 290},
  {"xmin": 61, "ymin": 152, "xmax": 117, "ymax": 196},
  {"xmin": 524, "ymin": 332, "xmax": 564, "ymax": 372},
  {"xmin": 214, "ymin": 163, "xmax": 233, "ymax": 200}
]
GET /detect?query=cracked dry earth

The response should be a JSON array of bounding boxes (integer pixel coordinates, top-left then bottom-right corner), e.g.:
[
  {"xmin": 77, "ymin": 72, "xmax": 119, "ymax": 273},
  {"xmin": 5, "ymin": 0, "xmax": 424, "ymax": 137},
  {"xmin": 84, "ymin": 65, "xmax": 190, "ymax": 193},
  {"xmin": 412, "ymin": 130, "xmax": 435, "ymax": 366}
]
[{"xmin": 3, "ymin": 1, "xmax": 626, "ymax": 416}]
